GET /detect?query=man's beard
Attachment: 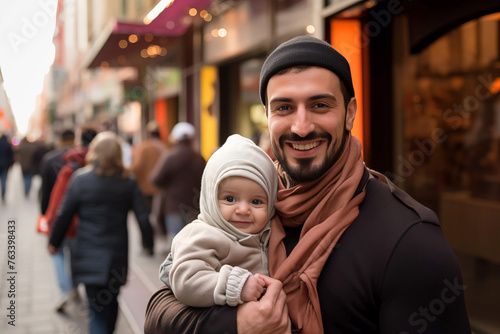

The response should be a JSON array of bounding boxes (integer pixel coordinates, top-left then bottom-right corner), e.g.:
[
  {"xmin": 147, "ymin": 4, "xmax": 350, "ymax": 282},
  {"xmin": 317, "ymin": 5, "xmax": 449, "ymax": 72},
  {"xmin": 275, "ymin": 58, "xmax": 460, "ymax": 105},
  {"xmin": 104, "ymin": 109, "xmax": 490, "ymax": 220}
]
[{"xmin": 272, "ymin": 132, "xmax": 347, "ymax": 183}]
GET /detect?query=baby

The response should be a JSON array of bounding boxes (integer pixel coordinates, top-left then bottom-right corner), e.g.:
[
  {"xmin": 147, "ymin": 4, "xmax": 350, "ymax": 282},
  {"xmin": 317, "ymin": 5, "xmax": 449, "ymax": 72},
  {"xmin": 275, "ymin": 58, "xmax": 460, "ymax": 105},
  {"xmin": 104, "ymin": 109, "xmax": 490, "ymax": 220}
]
[{"xmin": 159, "ymin": 134, "xmax": 278, "ymax": 307}]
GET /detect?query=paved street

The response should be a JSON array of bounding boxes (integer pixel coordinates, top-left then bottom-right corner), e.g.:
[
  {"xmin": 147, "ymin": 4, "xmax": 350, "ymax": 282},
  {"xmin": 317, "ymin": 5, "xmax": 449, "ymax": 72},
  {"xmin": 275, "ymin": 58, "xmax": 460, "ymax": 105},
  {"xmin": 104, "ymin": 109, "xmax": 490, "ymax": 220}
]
[{"xmin": 0, "ymin": 163, "xmax": 165, "ymax": 333}]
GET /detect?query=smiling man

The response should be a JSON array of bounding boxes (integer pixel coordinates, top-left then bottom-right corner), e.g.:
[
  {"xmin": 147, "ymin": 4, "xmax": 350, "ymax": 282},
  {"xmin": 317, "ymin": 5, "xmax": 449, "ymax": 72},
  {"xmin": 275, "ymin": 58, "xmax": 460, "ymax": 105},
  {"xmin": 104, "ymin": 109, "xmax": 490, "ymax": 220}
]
[
  {"xmin": 266, "ymin": 66, "xmax": 355, "ymax": 183},
  {"xmin": 144, "ymin": 35, "xmax": 470, "ymax": 334}
]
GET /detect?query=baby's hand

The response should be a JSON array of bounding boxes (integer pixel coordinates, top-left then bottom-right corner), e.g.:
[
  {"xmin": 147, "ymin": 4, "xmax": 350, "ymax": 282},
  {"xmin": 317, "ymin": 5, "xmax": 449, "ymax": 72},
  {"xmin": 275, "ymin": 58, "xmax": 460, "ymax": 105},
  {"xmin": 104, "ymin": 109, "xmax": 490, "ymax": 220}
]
[{"xmin": 240, "ymin": 274, "xmax": 266, "ymax": 302}]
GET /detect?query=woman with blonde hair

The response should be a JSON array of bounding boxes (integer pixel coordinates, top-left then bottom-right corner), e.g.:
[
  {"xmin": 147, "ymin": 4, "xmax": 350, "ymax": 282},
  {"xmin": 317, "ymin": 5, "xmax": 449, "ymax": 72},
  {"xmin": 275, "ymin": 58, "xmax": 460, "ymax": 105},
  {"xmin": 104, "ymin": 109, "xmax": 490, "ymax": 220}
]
[{"xmin": 48, "ymin": 131, "xmax": 154, "ymax": 334}]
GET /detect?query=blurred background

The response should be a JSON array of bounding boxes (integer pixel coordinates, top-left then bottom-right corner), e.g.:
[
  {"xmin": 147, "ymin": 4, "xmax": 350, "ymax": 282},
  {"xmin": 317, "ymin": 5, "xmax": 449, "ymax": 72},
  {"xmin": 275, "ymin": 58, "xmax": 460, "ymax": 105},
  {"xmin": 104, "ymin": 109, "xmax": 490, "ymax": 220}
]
[{"xmin": 0, "ymin": 0, "xmax": 499, "ymax": 332}]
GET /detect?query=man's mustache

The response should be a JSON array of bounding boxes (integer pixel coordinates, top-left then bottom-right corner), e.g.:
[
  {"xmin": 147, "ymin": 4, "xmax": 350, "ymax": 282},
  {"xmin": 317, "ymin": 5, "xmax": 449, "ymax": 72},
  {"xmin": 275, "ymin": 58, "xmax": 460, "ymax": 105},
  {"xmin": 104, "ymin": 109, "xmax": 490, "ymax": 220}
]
[{"xmin": 279, "ymin": 132, "xmax": 332, "ymax": 145}]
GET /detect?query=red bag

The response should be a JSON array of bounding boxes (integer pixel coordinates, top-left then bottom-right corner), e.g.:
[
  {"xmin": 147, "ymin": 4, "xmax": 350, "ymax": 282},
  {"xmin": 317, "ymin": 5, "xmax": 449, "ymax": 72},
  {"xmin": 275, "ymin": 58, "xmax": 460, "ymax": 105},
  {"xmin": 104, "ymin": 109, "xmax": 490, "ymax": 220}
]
[
  {"xmin": 37, "ymin": 215, "xmax": 49, "ymax": 234},
  {"xmin": 44, "ymin": 164, "xmax": 79, "ymax": 237}
]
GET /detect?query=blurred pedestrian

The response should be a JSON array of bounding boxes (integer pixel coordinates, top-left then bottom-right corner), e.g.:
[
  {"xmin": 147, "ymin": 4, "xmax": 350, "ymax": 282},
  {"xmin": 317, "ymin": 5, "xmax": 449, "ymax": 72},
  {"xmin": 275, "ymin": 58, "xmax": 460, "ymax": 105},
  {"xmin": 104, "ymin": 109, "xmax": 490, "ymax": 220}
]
[
  {"xmin": 16, "ymin": 136, "xmax": 38, "ymax": 197},
  {"xmin": 130, "ymin": 122, "xmax": 167, "ymax": 252},
  {"xmin": 150, "ymin": 122, "xmax": 205, "ymax": 251},
  {"xmin": 121, "ymin": 134, "xmax": 133, "ymax": 168},
  {"xmin": 0, "ymin": 133, "xmax": 14, "ymax": 202},
  {"xmin": 40, "ymin": 129, "xmax": 75, "ymax": 214},
  {"xmin": 32, "ymin": 139, "xmax": 52, "ymax": 177},
  {"xmin": 130, "ymin": 121, "xmax": 165, "ymax": 216},
  {"xmin": 48, "ymin": 131, "xmax": 154, "ymax": 334},
  {"xmin": 45, "ymin": 125, "xmax": 98, "ymax": 313}
]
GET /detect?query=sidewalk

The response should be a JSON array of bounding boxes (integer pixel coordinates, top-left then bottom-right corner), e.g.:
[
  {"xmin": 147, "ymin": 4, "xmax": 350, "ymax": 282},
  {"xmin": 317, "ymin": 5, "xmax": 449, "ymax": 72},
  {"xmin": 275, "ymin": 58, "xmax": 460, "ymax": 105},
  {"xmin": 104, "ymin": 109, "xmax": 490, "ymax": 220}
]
[{"xmin": 0, "ymin": 164, "xmax": 139, "ymax": 334}]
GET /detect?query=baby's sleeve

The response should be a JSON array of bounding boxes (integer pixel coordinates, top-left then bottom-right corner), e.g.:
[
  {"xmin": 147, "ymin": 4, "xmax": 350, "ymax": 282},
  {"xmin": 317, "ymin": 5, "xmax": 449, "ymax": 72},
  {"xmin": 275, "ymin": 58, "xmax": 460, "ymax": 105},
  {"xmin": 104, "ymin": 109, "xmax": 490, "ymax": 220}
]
[{"xmin": 220, "ymin": 266, "xmax": 252, "ymax": 306}]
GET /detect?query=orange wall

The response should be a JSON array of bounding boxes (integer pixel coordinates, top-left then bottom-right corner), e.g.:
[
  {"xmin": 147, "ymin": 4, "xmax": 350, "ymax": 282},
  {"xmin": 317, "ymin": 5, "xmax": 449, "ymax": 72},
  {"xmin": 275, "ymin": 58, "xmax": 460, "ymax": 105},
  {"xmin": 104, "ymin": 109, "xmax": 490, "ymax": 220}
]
[
  {"xmin": 155, "ymin": 99, "xmax": 168, "ymax": 140},
  {"xmin": 330, "ymin": 19, "xmax": 367, "ymax": 155}
]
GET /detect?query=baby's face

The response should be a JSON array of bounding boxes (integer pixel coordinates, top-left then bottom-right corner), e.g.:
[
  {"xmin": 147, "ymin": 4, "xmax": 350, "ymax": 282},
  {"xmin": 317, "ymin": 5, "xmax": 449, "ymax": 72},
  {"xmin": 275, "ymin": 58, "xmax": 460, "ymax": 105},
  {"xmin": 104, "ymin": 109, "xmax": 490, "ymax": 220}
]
[{"xmin": 218, "ymin": 176, "xmax": 269, "ymax": 234}]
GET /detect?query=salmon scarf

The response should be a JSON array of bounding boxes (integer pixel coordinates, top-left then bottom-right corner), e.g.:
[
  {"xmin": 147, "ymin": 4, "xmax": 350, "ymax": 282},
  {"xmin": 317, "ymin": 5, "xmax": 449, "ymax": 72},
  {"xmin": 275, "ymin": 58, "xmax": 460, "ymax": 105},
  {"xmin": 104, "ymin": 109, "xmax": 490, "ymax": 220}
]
[{"xmin": 268, "ymin": 134, "xmax": 366, "ymax": 333}]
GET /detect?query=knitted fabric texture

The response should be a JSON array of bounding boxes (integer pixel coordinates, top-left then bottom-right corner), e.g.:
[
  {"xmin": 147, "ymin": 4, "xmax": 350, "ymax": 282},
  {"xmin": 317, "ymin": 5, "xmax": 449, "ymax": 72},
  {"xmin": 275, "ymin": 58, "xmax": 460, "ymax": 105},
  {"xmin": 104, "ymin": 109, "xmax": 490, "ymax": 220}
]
[
  {"xmin": 226, "ymin": 266, "xmax": 252, "ymax": 306},
  {"xmin": 259, "ymin": 35, "xmax": 354, "ymax": 105}
]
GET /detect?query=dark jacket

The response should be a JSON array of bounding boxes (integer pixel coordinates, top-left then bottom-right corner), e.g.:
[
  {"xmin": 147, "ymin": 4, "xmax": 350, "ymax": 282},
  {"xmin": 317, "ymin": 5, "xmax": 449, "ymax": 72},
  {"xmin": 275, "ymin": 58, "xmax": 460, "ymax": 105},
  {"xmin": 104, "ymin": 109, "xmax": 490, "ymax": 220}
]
[
  {"xmin": 144, "ymin": 173, "xmax": 471, "ymax": 334},
  {"xmin": 40, "ymin": 148, "xmax": 70, "ymax": 214},
  {"xmin": 49, "ymin": 167, "xmax": 154, "ymax": 286},
  {"xmin": 0, "ymin": 135, "xmax": 13, "ymax": 170},
  {"xmin": 150, "ymin": 141, "xmax": 206, "ymax": 222},
  {"xmin": 16, "ymin": 138, "xmax": 37, "ymax": 173}
]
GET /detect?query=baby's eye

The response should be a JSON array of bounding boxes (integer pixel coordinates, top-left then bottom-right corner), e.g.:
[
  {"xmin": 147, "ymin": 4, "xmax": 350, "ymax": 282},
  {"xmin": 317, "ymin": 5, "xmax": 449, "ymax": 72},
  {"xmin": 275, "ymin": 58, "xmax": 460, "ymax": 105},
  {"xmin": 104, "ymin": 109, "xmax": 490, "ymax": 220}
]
[
  {"xmin": 225, "ymin": 196, "xmax": 236, "ymax": 203},
  {"xmin": 251, "ymin": 199, "xmax": 263, "ymax": 205}
]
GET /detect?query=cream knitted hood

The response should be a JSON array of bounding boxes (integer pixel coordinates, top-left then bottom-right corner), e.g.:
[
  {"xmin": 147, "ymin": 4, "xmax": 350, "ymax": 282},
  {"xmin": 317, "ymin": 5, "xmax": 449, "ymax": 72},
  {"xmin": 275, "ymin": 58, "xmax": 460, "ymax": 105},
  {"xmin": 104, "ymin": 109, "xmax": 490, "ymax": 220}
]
[{"xmin": 198, "ymin": 134, "xmax": 278, "ymax": 240}]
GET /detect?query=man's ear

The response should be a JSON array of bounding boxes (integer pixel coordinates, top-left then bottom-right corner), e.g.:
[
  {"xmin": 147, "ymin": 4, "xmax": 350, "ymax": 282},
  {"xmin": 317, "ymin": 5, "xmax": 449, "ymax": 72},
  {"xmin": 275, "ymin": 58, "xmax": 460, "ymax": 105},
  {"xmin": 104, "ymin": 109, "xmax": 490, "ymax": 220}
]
[{"xmin": 345, "ymin": 97, "xmax": 357, "ymax": 131}]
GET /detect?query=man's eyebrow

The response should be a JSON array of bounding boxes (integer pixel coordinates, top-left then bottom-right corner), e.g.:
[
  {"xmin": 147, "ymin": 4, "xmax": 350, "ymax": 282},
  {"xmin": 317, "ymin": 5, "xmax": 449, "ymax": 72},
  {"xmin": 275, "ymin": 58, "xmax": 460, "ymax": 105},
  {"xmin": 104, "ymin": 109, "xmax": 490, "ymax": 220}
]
[
  {"xmin": 269, "ymin": 94, "xmax": 337, "ymax": 104},
  {"xmin": 308, "ymin": 94, "xmax": 337, "ymax": 101},
  {"xmin": 269, "ymin": 97, "xmax": 293, "ymax": 104}
]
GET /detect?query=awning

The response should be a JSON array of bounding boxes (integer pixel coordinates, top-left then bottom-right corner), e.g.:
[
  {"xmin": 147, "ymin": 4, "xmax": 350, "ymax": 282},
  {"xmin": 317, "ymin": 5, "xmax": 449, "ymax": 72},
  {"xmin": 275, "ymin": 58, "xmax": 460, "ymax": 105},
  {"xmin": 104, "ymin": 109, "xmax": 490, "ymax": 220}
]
[{"xmin": 84, "ymin": 0, "xmax": 214, "ymax": 69}]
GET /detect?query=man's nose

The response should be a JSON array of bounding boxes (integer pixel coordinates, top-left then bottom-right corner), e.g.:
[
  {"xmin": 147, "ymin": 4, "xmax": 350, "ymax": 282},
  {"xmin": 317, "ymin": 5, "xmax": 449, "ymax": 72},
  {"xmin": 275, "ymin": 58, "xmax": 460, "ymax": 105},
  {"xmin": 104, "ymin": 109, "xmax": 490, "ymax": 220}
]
[{"xmin": 290, "ymin": 106, "xmax": 315, "ymax": 137}]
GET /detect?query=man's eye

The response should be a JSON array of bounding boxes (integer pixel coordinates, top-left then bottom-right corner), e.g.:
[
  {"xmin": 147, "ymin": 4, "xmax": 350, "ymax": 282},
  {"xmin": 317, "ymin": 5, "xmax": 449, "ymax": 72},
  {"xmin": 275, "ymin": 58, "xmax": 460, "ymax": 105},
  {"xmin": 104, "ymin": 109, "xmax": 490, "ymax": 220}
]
[
  {"xmin": 276, "ymin": 105, "xmax": 292, "ymax": 112},
  {"xmin": 313, "ymin": 102, "xmax": 328, "ymax": 109}
]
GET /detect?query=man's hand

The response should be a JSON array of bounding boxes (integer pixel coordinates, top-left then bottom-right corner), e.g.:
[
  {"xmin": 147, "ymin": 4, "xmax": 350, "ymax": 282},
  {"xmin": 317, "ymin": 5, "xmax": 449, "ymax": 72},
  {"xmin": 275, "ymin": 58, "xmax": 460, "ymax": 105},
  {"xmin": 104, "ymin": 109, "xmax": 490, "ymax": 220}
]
[
  {"xmin": 237, "ymin": 274, "xmax": 291, "ymax": 334},
  {"xmin": 47, "ymin": 244, "xmax": 58, "ymax": 255},
  {"xmin": 241, "ymin": 274, "xmax": 266, "ymax": 302}
]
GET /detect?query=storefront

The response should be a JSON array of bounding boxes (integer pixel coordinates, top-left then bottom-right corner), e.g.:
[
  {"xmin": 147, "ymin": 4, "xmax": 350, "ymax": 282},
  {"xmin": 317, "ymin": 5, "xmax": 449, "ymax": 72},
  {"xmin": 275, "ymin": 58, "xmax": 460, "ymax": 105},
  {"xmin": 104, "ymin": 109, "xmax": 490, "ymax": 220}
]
[
  {"xmin": 395, "ymin": 5, "xmax": 500, "ymax": 330},
  {"xmin": 326, "ymin": 0, "xmax": 500, "ymax": 330}
]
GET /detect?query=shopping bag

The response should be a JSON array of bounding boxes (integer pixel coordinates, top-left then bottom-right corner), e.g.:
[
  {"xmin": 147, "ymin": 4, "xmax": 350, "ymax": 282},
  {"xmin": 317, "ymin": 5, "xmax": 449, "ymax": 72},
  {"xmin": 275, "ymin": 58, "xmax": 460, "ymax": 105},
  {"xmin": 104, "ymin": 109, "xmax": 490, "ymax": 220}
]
[{"xmin": 37, "ymin": 215, "xmax": 49, "ymax": 234}]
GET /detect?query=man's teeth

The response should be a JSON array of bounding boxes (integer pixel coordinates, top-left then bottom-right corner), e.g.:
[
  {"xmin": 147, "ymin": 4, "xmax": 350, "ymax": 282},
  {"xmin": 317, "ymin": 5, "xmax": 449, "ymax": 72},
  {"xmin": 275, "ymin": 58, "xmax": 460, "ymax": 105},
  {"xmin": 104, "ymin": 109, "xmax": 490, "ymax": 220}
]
[{"xmin": 292, "ymin": 142, "xmax": 320, "ymax": 151}]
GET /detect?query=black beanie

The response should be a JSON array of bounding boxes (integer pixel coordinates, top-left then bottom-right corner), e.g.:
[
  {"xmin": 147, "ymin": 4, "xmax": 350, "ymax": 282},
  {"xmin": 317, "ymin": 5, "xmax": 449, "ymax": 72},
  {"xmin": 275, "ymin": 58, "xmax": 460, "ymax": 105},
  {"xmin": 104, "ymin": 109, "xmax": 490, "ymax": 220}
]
[{"xmin": 259, "ymin": 35, "xmax": 354, "ymax": 105}]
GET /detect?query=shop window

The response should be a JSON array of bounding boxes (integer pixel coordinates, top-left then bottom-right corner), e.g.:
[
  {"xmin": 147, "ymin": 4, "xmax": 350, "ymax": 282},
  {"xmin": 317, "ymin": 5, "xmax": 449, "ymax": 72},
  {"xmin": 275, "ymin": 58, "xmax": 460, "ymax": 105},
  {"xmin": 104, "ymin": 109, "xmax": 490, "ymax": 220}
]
[
  {"xmin": 395, "ymin": 15, "xmax": 500, "ymax": 330},
  {"xmin": 396, "ymin": 13, "xmax": 500, "ymax": 272},
  {"xmin": 238, "ymin": 58, "xmax": 266, "ymax": 142},
  {"xmin": 398, "ymin": 13, "xmax": 500, "ymax": 209}
]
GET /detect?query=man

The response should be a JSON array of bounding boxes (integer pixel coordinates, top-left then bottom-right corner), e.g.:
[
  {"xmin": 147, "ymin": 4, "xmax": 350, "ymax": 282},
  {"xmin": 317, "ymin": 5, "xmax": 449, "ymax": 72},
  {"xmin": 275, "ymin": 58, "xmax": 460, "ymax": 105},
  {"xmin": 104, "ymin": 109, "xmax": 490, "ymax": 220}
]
[
  {"xmin": 16, "ymin": 136, "xmax": 38, "ymax": 197},
  {"xmin": 144, "ymin": 36, "xmax": 470, "ymax": 333},
  {"xmin": 0, "ymin": 133, "xmax": 14, "ymax": 202},
  {"xmin": 150, "ymin": 122, "xmax": 206, "ymax": 251},
  {"xmin": 40, "ymin": 129, "xmax": 75, "ymax": 214},
  {"xmin": 130, "ymin": 121, "xmax": 166, "ymax": 235}
]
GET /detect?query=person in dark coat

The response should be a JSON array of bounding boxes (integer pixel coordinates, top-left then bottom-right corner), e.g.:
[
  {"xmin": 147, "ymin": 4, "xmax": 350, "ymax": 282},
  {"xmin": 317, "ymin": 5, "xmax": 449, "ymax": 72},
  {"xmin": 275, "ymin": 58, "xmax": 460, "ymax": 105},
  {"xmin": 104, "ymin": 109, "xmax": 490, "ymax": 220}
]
[
  {"xmin": 0, "ymin": 133, "xmax": 14, "ymax": 202},
  {"xmin": 16, "ymin": 136, "xmax": 38, "ymax": 197},
  {"xmin": 150, "ymin": 122, "xmax": 206, "ymax": 251},
  {"xmin": 39, "ymin": 129, "xmax": 75, "ymax": 214},
  {"xmin": 48, "ymin": 131, "xmax": 154, "ymax": 334},
  {"xmin": 32, "ymin": 139, "xmax": 52, "ymax": 177}
]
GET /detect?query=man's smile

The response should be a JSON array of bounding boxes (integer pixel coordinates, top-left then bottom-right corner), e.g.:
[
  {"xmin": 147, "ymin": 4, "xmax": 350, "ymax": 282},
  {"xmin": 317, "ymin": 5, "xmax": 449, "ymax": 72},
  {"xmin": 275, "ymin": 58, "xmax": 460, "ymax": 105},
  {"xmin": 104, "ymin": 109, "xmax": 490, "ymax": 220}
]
[{"xmin": 290, "ymin": 141, "xmax": 321, "ymax": 151}]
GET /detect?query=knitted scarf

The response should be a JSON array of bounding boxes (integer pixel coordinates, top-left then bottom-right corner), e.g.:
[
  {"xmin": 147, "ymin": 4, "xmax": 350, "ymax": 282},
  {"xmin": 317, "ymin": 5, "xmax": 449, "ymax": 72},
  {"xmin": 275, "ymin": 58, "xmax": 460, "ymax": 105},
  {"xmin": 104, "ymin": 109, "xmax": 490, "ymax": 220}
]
[{"xmin": 268, "ymin": 134, "xmax": 366, "ymax": 333}]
